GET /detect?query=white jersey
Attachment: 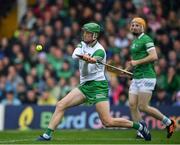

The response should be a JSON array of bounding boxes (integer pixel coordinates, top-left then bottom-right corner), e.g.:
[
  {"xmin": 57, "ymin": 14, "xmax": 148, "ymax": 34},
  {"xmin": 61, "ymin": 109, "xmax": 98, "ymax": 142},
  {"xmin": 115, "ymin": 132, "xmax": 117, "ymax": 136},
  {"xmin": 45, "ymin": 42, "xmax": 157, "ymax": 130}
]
[{"xmin": 72, "ymin": 41, "xmax": 106, "ymax": 84}]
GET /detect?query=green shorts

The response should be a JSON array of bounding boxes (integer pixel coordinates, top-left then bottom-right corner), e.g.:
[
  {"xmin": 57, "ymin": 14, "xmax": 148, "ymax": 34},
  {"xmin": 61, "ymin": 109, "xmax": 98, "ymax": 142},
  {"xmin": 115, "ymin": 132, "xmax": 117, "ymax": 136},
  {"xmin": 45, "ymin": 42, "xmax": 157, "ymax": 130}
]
[{"xmin": 78, "ymin": 80, "xmax": 109, "ymax": 105}]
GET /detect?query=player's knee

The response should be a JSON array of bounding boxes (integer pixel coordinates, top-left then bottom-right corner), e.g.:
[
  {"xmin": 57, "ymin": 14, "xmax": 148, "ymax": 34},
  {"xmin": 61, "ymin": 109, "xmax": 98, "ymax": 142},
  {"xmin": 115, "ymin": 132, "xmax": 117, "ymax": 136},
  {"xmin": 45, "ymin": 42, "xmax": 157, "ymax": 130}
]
[
  {"xmin": 129, "ymin": 102, "xmax": 137, "ymax": 110},
  {"xmin": 56, "ymin": 101, "xmax": 66, "ymax": 111},
  {"xmin": 101, "ymin": 118, "xmax": 113, "ymax": 127},
  {"xmin": 138, "ymin": 104, "xmax": 148, "ymax": 112}
]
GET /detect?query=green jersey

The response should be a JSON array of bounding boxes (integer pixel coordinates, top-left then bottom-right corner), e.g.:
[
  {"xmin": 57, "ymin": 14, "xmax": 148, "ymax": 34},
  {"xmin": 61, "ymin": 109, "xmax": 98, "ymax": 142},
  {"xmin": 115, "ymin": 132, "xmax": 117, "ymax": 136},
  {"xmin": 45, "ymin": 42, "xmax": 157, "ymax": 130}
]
[{"xmin": 130, "ymin": 33, "xmax": 156, "ymax": 79}]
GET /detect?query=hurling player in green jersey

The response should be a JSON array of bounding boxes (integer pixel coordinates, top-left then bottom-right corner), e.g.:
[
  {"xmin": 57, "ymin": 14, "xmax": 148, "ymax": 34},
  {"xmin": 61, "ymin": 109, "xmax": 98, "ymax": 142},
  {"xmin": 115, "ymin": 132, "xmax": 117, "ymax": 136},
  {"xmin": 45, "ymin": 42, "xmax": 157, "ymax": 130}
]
[
  {"xmin": 37, "ymin": 22, "xmax": 151, "ymax": 141},
  {"xmin": 126, "ymin": 17, "xmax": 176, "ymax": 139}
]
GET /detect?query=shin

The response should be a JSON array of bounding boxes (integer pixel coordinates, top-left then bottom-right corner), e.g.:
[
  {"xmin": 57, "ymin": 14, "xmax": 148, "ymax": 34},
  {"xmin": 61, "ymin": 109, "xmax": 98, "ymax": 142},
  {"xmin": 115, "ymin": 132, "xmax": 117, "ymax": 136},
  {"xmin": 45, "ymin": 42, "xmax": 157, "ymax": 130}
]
[{"xmin": 138, "ymin": 92, "xmax": 164, "ymax": 120}]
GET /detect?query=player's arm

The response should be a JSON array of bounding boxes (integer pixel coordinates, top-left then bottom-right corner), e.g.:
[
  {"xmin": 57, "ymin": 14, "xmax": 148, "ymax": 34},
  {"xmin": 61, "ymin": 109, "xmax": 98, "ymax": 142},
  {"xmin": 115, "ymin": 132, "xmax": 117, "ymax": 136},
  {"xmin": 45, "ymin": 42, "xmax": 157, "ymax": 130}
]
[
  {"xmin": 130, "ymin": 37, "xmax": 158, "ymax": 67},
  {"xmin": 131, "ymin": 48, "xmax": 158, "ymax": 66},
  {"xmin": 81, "ymin": 49, "xmax": 105, "ymax": 64},
  {"xmin": 73, "ymin": 52, "xmax": 97, "ymax": 63},
  {"xmin": 72, "ymin": 43, "xmax": 83, "ymax": 60},
  {"xmin": 80, "ymin": 54, "xmax": 96, "ymax": 63},
  {"xmin": 92, "ymin": 49, "xmax": 105, "ymax": 61}
]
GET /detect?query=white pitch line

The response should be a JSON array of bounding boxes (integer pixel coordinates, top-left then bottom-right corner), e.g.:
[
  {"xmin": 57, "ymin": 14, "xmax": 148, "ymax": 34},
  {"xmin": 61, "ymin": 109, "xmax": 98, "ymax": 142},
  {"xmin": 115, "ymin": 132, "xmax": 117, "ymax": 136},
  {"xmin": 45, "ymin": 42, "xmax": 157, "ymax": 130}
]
[
  {"xmin": 0, "ymin": 138, "xmax": 32, "ymax": 143},
  {"xmin": 0, "ymin": 137, "xmax": 163, "ymax": 143}
]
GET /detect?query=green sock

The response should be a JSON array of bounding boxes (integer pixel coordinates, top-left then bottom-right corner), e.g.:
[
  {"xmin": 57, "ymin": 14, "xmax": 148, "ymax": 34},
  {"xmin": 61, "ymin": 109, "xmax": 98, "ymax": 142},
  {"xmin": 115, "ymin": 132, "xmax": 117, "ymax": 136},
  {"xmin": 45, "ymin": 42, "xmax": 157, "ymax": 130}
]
[
  {"xmin": 45, "ymin": 128, "xmax": 54, "ymax": 136},
  {"xmin": 132, "ymin": 122, "xmax": 140, "ymax": 130}
]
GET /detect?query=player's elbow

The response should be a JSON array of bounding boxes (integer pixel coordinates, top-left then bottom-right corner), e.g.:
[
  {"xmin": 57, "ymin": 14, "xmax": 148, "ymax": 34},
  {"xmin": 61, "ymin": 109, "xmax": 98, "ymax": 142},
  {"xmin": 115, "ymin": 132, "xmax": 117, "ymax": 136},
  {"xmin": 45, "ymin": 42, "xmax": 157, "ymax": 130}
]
[
  {"xmin": 72, "ymin": 54, "xmax": 78, "ymax": 59},
  {"xmin": 151, "ymin": 53, "xmax": 158, "ymax": 61},
  {"xmin": 152, "ymin": 55, "xmax": 158, "ymax": 61},
  {"xmin": 149, "ymin": 48, "xmax": 158, "ymax": 61}
]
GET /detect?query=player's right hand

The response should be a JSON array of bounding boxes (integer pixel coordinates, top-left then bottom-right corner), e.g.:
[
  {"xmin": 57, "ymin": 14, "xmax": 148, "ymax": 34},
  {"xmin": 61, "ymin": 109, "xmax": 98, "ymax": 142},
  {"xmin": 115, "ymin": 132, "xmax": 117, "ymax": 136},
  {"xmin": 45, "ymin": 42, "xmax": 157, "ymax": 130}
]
[{"xmin": 82, "ymin": 54, "xmax": 97, "ymax": 63}]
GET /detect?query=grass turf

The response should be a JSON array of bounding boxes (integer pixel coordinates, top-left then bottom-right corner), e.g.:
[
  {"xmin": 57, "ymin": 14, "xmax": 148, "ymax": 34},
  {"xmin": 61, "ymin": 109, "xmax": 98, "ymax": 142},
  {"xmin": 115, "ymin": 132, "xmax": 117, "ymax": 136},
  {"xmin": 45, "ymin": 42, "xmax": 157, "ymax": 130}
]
[{"xmin": 0, "ymin": 129, "xmax": 179, "ymax": 144}]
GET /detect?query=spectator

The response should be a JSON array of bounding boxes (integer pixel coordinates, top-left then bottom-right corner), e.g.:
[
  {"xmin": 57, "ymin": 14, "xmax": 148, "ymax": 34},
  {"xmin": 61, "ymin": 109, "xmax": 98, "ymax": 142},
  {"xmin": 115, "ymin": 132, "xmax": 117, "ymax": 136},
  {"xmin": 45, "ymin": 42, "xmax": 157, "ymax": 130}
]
[
  {"xmin": 21, "ymin": 8, "xmax": 36, "ymax": 30},
  {"xmin": 16, "ymin": 82, "xmax": 26, "ymax": 103},
  {"xmin": 0, "ymin": 76, "xmax": 6, "ymax": 101},
  {"xmin": 14, "ymin": 58, "xmax": 27, "ymax": 79},
  {"xmin": 165, "ymin": 66, "xmax": 180, "ymax": 95},
  {"xmin": 114, "ymin": 28, "xmax": 129, "ymax": 49},
  {"xmin": 58, "ymin": 78, "xmax": 71, "ymax": 99},
  {"xmin": 36, "ymin": 52, "xmax": 47, "ymax": 79},
  {"xmin": 25, "ymin": 89, "xmax": 37, "ymax": 104},
  {"xmin": 173, "ymin": 91, "xmax": 180, "ymax": 106},
  {"xmin": 119, "ymin": 93, "xmax": 128, "ymax": 106},
  {"xmin": 38, "ymin": 91, "xmax": 57, "ymax": 105},
  {"xmin": 109, "ymin": 76, "xmax": 124, "ymax": 105},
  {"xmin": 152, "ymin": 88, "xmax": 171, "ymax": 106},
  {"xmin": 6, "ymin": 66, "xmax": 24, "ymax": 93},
  {"xmin": 46, "ymin": 77, "xmax": 60, "ymax": 100},
  {"xmin": 57, "ymin": 60, "xmax": 73, "ymax": 80},
  {"xmin": 1, "ymin": 90, "xmax": 21, "ymax": 105}
]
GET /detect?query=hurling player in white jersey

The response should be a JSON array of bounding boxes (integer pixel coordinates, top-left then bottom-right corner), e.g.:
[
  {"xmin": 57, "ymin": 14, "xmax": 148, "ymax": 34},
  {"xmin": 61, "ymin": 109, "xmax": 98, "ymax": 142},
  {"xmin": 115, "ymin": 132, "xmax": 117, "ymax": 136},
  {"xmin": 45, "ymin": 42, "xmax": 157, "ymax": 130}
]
[{"xmin": 37, "ymin": 22, "xmax": 151, "ymax": 141}]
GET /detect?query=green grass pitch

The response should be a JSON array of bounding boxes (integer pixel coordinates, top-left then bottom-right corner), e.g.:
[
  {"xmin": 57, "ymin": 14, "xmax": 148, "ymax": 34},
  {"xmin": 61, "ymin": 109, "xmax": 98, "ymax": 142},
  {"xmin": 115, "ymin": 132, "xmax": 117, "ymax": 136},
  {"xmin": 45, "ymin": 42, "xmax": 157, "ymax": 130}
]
[{"xmin": 0, "ymin": 129, "xmax": 179, "ymax": 144}]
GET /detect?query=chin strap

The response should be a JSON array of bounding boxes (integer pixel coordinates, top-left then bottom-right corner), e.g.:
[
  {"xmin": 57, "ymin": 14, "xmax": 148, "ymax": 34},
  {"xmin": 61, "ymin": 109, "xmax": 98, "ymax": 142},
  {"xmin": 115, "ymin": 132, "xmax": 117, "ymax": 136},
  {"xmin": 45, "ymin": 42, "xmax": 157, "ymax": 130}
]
[
  {"xmin": 88, "ymin": 40, "xmax": 97, "ymax": 47},
  {"xmin": 93, "ymin": 33, "xmax": 98, "ymax": 40}
]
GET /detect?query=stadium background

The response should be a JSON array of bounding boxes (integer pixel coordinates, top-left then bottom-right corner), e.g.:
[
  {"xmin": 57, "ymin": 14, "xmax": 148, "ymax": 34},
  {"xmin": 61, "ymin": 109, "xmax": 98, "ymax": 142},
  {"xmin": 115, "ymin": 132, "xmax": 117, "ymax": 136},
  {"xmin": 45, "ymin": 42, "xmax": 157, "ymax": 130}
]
[{"xmin": 0, "ymin": 0, "xmax": 179, "ymax": 132}]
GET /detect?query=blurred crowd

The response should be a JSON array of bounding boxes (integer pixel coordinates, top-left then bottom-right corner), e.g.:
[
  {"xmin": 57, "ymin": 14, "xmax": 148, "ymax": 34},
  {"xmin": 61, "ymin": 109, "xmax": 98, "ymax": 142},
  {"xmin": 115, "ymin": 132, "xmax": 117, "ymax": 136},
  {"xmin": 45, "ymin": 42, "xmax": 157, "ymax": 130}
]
[
  {"xmin": 0, "ymin": 0, "xmax": 179, "ymax": 106},
  {"xmin": 0, "ymin": 0, "xmax": 16, "ymax": 18}
]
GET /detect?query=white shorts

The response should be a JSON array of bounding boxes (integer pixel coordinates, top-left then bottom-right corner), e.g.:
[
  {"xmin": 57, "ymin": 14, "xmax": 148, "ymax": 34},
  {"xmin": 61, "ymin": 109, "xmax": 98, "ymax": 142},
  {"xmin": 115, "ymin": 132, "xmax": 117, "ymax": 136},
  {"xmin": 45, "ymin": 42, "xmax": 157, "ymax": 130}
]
[{"xmin": 129, "ymin": 78, "xmax": 156, "ymax": 95}]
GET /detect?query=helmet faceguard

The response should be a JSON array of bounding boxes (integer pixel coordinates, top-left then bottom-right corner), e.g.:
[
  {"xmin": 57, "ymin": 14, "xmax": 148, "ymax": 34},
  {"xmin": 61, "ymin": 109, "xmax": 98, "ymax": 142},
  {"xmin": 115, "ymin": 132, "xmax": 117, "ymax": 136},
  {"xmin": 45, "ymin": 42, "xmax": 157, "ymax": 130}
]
[{"xmin": 82, "ymin": 22, "xmax": 101, "ymax": 43}]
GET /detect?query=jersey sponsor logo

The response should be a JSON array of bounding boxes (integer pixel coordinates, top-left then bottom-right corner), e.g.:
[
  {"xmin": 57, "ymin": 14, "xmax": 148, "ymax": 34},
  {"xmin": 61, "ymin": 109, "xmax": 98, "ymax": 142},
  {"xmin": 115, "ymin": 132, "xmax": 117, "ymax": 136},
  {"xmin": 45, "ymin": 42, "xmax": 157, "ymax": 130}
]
[
  {"xmin": 131, "ymin": 44, "xmax": 136, "ymax": 49},
  {"xmin": 144, "ymin": 81, "xmax": 154, "ymax": 87}
]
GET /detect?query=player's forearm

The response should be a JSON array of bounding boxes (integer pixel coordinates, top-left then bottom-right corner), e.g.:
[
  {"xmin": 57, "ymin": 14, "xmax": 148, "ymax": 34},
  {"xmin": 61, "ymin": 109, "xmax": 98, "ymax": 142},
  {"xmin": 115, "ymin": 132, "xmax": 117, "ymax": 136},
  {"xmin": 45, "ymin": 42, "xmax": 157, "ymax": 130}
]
[
  {"xmin": 72, "ymin": 53, "xmax": 80, "ymax": 60},
  {"xmin": 134, "ymin": 49, "xmax": 158, "ymax": 66},
  {"xmin": 72, "ymin": 47, "xmax": 82, "ymax": 60},
  {"xmin": 136, "ymin": 55, "xmax": 157, "ymax": 65}
]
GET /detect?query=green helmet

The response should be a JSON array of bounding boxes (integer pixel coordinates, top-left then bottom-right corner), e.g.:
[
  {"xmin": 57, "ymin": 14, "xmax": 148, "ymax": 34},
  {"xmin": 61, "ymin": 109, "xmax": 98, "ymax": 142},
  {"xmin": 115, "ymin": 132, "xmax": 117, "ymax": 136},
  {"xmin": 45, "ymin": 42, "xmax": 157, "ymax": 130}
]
[{"xmin": 82, "ymin": 22, "xmax": 101, "ymax": 33}]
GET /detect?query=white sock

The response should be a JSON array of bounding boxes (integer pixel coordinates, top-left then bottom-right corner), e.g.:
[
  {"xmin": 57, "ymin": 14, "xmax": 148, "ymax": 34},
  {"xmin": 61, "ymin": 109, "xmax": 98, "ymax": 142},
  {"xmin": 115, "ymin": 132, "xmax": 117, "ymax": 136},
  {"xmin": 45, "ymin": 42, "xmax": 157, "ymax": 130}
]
[
  {"xmin": 162, "ymin": 116, "xmax": 171, "ymax": 126},
  {"xmin": 138, "ymin": 123, "xmax": 143, "ymax": 131},
  {"xmin": 43, "ymin": 133, "xmax": 51, "ymax": 139},
  {"xmin": 137, "ymin": 130, "xmax": 144, "ymax": 138}
]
